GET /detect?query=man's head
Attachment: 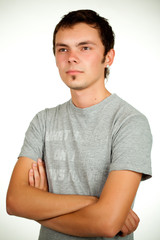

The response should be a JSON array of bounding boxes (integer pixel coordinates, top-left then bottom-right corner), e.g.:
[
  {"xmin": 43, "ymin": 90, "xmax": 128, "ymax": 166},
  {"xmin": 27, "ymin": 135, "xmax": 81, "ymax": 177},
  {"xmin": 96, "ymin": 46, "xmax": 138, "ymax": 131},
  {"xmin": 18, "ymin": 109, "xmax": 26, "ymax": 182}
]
[{"xmin": 53, "ymin": 9, "xmax": 115, "ymax": 79}]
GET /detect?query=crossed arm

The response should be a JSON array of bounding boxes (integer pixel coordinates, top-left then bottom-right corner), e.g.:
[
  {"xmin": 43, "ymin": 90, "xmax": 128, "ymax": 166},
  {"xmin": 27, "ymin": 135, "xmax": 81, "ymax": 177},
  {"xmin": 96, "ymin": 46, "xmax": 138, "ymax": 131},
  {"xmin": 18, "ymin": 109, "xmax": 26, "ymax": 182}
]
[{"xmin": 6, "ymin": 157, "xmax": 141, "ymax": 238}]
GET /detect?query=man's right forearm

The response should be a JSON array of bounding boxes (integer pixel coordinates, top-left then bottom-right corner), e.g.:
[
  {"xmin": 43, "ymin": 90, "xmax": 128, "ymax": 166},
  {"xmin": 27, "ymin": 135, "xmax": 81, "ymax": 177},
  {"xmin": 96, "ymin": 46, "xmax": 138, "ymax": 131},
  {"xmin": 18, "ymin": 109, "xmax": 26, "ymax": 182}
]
[
  {"xmin": 7, "ymin": 185, "xmax": 97, "ymax": 221},
  {"xmin": 6, "ymin": 157, "xmax": 97, "ymax": 221}
]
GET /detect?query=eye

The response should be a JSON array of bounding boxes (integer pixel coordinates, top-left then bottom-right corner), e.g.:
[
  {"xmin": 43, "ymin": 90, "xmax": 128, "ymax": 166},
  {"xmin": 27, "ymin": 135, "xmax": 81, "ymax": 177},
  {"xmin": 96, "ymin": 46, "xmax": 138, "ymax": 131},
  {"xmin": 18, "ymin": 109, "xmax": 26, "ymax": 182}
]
[
  {"xmin": 82, "ymin": 46, "xmax": 91, "ymax": 51},
  {"xmin": 58, "ymin": 48, "xmax": 68, "ymax": 52}
]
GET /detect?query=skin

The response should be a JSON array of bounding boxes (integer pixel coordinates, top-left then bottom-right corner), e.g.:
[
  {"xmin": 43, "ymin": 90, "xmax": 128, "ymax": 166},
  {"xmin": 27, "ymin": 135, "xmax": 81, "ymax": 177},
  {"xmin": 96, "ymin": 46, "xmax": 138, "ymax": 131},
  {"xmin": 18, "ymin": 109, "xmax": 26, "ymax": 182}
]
[
  {"xmin": 7, "ymin": 23, "xmax": 141, "ymax": 238},
  {"xmin": 29, "ymin": 159, "xmax": 140, "ymax": 238},
  {"xmin": 55, "ymin": 23, "xmax": 115, "ymax": 108},
  {"xmin": 7, "ymin": 157, "xmax": 98, "ymax": 220}
]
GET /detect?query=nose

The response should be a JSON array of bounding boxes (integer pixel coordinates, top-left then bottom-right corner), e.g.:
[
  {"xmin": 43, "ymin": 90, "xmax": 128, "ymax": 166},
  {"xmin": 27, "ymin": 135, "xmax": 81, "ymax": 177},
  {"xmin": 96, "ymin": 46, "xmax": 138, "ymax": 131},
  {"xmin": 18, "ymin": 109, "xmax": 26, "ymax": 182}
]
[{"xmin": 68, "ymin": 50, "xmax": 79, "ymax": 64}]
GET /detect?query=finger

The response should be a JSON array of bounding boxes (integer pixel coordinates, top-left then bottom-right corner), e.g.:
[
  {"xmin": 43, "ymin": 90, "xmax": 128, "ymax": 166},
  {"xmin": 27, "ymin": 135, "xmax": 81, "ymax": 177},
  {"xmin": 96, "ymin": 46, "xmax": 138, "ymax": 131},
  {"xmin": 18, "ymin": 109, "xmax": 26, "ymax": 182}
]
[
  {"xmin": 128, "ymin": 210, "xmax": 140, "ymax": 231},
  {"xmin": 29, "ymin": 169, "xmax": 35, "ymax": 187},
  {"xmin": 130, "ymin": 209, "xmax": 140, "ymax": 225},
  {"xmin": 33, "ymin": 162, "xmax": 40, "ymax": 188},
  {"xmin": 125, "ymin": 213, "xmax": 135, "ymax": 233},
  {"xmin": 120, "ymin": 212, "xmax": 135, "ymax": 237},
  {"xmin": 120, "ymin": 224, "xmax": 129, "ymax": 237},
  {"xmin": 120, "ymin": 210, "xmax": 140, "ymax": 237},
  {"xmin": 124, "ymin": 211, "xmax": 139, "ymax": 235},
  {"xmin": 37, "ymin": 159, "xmax": 48, "ymax": 190},
  {"xmin": 38, "ymin": 159, "xmax": 45, "ymax": 189}
]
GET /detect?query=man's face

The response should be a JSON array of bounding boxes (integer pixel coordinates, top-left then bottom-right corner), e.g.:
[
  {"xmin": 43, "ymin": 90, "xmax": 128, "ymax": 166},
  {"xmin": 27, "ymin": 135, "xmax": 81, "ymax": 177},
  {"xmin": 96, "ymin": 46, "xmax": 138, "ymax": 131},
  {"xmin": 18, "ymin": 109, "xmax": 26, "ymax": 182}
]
[{"xmin": 55, "ymin": 23, "xmax": 107, "ymax": 91}]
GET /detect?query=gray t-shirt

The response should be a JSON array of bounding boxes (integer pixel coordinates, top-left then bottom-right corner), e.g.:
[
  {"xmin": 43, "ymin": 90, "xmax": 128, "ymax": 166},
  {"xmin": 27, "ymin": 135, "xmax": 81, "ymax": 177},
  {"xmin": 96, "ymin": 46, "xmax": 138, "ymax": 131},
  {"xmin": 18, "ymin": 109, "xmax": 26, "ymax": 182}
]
[{"xmin": 19, "ymin": 94, "xmax": 152, "ymax": 240}]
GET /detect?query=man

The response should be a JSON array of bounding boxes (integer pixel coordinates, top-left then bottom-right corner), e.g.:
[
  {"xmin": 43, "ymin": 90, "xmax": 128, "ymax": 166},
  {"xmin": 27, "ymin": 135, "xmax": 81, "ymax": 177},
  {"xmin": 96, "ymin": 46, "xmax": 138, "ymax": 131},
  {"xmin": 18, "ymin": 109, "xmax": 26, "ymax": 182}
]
[{"xmin": 6, "ymin": 9, "xmax": 152, "ymax": 240}]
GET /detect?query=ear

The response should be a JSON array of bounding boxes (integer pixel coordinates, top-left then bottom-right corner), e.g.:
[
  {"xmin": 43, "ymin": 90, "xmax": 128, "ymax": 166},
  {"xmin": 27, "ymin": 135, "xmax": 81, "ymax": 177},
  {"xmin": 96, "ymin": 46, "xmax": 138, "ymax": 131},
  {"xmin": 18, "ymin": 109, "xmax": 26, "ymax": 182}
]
[{"xmin": 104, "ymin": 49, "xmax": 115, "ymax": 67}]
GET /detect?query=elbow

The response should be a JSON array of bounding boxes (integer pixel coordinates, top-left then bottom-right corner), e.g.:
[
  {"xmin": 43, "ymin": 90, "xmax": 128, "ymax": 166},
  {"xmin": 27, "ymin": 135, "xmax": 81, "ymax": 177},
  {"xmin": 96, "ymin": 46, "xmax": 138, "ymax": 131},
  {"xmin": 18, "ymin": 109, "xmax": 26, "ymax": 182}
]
[
  {"xmin": 6, "ymin": 194, "xmax": 15, "ymax": 215},
  {"xmin": 101, "ymin": 225, "xmax": 119, "ymax": 238},
  {"xmin": 6, "ymin": 192, "xmax": 19, "ymax": 216},
  {"xmin": 97, "ymin": 217, "xmax": 120, "ymax": 238},
  {"xmin": 88, "ymin": 203, "xmax": 121, "ymax": 238},
  {"xmin": 104, "ymin": 226, "xmax": 119, "ymax": 238},
  {"xmin": 6, "ymin": 196, "xmax": 14, "ymax": 215}
]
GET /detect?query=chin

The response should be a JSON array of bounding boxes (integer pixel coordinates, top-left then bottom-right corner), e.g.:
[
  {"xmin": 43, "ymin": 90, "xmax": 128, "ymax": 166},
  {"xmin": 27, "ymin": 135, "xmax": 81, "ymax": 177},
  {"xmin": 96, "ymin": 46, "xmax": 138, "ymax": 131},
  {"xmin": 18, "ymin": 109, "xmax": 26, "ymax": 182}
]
[
  {"xmin": 70, "ymin": 86, "xmax": 86, "ymax": 90},
  {"xmin": 65, "ymin": 82, "xmax": 85, "ymax": 90},
  {"xmin": 62, "ymin": 78, "xmax": 87, "ymax": 90}
]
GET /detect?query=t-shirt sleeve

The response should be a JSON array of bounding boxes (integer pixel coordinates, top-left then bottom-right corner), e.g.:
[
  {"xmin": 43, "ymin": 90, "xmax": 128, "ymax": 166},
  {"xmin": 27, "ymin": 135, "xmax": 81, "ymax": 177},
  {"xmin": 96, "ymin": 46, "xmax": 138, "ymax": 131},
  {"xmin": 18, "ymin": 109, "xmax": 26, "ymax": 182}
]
[
  {"xmin": 18, "ymin": 110, "xmax": 46, "ymax": 162},
  {"xmin": 110, "ymin": 113, "xmax": 152, "ymax": 181}
]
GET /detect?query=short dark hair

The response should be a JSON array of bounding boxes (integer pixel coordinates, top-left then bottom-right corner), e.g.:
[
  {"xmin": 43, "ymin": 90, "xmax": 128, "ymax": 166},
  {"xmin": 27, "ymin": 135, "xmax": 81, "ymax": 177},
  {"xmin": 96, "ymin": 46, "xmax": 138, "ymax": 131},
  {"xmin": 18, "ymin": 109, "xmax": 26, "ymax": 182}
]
[{"xmin": 53, "ymin": 9, "xmax": 115, "ymax": 78}]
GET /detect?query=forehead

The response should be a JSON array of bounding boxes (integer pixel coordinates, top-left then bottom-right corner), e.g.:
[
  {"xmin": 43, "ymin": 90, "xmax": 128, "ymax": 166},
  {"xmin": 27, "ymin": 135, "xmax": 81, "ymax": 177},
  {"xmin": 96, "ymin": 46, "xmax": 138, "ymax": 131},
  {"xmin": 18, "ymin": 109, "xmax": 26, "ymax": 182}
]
[{"xmin": 55, "ymin": 23, "xmax": 102, "ymax": 46}]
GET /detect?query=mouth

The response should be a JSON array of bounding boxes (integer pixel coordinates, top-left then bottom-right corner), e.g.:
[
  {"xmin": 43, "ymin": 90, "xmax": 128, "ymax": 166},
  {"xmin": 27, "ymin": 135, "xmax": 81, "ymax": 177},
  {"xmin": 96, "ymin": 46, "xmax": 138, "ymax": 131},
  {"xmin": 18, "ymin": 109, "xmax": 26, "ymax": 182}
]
[{"xmin": 66, "ymin": 70, "xmax": 83, "ymax": 75}]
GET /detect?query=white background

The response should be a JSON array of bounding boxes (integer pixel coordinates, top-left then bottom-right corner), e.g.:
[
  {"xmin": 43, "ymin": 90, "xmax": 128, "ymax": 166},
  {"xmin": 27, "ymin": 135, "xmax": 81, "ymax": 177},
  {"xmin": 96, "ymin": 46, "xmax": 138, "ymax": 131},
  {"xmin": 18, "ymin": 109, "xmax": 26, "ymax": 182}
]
[{"xmin": 0, "ymin": 0, "xmax": 160, "ymax": 239}]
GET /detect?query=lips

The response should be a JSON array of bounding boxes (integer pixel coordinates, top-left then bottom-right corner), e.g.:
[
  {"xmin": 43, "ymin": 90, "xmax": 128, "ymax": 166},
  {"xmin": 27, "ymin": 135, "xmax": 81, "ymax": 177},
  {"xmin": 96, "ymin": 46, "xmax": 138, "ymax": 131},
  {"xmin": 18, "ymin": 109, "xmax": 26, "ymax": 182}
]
[{"xmin": 66, "ymin": 70, "xmax": 83, "ymax": 75}]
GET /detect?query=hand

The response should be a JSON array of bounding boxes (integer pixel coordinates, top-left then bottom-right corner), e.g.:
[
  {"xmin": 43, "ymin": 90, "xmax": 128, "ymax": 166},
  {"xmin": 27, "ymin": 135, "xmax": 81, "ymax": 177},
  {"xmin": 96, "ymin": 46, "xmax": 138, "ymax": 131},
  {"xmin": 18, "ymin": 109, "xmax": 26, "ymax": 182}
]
[
  {"xmin": 118, "ymin": 209, "xmax": 140, "ymax": 237},
  {"xmin": 29, "ymin": 158, "xmax": 48, "ymax": 192}
]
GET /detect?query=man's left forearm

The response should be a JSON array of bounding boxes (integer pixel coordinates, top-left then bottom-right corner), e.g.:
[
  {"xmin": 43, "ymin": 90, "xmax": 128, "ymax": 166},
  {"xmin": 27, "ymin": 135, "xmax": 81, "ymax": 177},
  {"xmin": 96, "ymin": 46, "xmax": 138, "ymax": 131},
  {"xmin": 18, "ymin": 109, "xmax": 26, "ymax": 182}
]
[
  {"xmin": 38, "ymin": 203, "xmax": 139, "ymax": 238},
  {"xmin": 38, "ymin": 201, "xmax": 106, "ymax": 238}
]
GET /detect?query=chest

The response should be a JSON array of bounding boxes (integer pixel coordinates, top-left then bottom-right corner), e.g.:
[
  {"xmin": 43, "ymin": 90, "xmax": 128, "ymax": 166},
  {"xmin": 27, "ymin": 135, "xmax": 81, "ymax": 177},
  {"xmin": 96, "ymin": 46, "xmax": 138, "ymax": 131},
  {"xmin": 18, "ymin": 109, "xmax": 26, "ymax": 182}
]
[{"xmin": 44, "ymin": 113, "xmax": 112, "ymax": 195}]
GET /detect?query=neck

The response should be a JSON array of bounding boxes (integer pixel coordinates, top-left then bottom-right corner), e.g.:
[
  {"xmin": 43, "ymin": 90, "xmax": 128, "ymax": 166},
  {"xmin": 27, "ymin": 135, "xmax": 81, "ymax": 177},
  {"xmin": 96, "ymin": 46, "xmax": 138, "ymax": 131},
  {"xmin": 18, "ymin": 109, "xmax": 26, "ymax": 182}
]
[{"xmin": 70, "ymin": 85, "xmax": 111, "ymax": 109}]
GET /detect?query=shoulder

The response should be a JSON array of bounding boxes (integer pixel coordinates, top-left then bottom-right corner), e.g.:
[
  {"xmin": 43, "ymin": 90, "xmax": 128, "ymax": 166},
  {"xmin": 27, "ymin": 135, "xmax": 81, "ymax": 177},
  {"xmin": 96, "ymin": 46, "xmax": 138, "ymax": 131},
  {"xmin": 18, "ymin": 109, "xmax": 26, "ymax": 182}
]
[
  {"xmin": 110, "ymin": 94, "xmax": 152, "ymax": 140},
  {"xmin": 112, "ymin": 94, "xmax": 150, "ymax": 125},
  {"xmin": 32, "ymin": 100, "xmax": 70, "ymax": 125}
]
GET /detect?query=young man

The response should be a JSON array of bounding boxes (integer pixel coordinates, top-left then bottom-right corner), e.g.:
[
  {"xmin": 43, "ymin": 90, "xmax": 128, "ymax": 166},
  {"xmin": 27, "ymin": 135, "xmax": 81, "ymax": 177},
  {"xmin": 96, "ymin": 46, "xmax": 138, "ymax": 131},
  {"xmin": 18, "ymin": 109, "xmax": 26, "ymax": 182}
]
[{"xmin": 6, "ymin": 10, "xmax": 152, "ymax": 240}]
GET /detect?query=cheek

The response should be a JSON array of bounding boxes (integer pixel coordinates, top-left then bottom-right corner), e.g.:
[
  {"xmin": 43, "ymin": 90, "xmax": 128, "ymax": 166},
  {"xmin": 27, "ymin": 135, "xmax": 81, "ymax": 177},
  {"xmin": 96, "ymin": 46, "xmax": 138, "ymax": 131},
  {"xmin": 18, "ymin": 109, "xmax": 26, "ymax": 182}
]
[
  {"xmin": 56, "ymin": 56, "xmax": 66, "ymax": 71},
  {"xmin": 86, "ymin": 55, "xmax": 104, "ymax": 71}
]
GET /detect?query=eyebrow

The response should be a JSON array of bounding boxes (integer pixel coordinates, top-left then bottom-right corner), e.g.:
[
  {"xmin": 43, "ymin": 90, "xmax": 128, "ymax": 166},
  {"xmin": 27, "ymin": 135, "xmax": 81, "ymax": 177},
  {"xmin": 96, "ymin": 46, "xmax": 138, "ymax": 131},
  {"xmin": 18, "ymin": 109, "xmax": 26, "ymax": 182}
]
[
  {"xmin": 55, "ymin": 41, "xmax": 97, "ymax": 48},
  {"xmin": 77, "ymin": 41, "xmax": 97, "ymax": 47},
  {"xmin": 55, "ymin": 43, "xmax": 68, "ymax": 48}
]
